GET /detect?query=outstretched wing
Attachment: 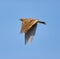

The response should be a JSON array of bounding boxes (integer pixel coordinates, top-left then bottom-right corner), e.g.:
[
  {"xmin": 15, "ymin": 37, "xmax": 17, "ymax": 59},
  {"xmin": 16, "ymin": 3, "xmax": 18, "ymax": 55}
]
[{"xmin": 25, "ymin": 24, "xmax": 37, "ymax": 44}]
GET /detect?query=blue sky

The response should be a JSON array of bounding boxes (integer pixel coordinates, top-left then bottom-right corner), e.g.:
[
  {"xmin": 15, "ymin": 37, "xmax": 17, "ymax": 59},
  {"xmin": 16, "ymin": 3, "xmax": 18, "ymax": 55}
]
[{"xmin": 0, "ymin": 0, "xmax": 60, "ymax": 59}]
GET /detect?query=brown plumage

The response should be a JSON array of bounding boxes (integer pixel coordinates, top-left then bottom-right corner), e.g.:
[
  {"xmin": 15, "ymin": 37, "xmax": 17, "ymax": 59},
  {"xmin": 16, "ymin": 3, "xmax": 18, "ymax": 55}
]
[{"xmin": 20, "ymin": 18, "xmax": 46, "ymax": 44}]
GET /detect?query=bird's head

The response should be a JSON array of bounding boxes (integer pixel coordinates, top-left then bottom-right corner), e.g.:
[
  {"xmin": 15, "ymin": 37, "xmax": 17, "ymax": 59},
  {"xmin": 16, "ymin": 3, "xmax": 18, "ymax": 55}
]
[{"xmin": 19, "ymin": 18, "xmax": 25, "ymax": 21}]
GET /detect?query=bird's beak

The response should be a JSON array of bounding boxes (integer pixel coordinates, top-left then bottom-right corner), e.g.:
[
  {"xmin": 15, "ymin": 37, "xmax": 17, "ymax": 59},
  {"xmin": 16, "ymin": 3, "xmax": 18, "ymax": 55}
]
[
  {"xmin": 19, "ymin": 18, "xmax": 25, "ymax": 21},
  {"xmin": 19, "ymin": 19, "xmax": 22, "ymax": 21}
]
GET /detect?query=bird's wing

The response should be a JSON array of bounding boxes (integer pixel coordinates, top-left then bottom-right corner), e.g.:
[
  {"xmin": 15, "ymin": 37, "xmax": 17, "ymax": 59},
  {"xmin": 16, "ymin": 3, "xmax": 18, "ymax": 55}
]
[
  {"xmin": 25, "ymin": 24, "xmax": 37, "ymax": 44},
  {"xmin": 21, "ymin": 19, "xmax": 38, "ymax": 33}
]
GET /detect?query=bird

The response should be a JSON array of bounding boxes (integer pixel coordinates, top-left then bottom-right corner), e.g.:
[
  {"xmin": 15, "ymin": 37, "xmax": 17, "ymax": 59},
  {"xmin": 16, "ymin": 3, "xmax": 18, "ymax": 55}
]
[{"xmin": 19, "ymin": 18, "xmax": 46, "ymax": 44}]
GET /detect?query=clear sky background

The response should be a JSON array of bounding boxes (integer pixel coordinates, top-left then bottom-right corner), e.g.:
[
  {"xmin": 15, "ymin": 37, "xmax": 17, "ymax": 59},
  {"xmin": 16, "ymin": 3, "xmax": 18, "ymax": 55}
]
[{"xmin": 0, "ymin": 0, "xmax": 60, "ymax": 59}]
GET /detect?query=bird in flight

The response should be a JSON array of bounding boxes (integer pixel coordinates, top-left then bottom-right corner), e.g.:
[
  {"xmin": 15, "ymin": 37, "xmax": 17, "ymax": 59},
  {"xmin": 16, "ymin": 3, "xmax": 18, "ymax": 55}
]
[{"xmin": 19, "ymin": 18, "xmax": 46, "ymax": 44}]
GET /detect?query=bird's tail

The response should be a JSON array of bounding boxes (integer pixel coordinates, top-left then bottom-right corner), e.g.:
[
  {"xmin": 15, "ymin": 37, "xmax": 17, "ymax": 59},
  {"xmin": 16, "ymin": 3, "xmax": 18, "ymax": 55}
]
[{"xmin": 38, "ymin": 21, "xmax": 46, "ymax": 24}]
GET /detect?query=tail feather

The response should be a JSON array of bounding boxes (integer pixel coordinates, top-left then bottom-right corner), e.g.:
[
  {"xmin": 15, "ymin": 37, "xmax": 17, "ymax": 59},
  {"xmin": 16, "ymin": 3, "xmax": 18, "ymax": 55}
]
[{"xmin": 38, "ymin": 21, "xmax": 46, "ymax": 24}]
